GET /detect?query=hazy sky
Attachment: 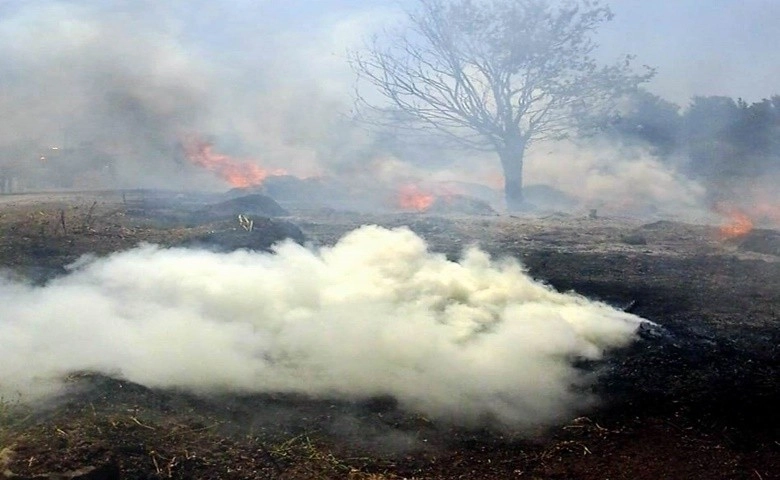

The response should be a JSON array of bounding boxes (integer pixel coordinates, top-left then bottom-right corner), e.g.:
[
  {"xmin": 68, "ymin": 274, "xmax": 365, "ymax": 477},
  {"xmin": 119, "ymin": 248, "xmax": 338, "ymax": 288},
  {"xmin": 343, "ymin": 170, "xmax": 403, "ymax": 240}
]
[
  {"xmin": 1, "ymin": 0, "xmax": 777, "ymax": 105},
  {"xmin": 597, "ymin": 0, "xmax": 780, "ymax": 104},
  {"xmin": 182, "ymin": 0, "xmax": 780, "ymax": 105},
  {"xmin": 174, "ymin": 0, "xmax": 780, "ymax": 105}
]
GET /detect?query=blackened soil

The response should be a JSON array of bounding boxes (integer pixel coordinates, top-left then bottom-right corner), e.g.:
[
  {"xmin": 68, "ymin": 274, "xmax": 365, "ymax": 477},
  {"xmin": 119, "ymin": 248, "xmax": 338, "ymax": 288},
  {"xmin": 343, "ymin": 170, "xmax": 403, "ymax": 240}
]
[{"xmin": 0, "ymin": 195, "xmax": 777, "ymax": 479}]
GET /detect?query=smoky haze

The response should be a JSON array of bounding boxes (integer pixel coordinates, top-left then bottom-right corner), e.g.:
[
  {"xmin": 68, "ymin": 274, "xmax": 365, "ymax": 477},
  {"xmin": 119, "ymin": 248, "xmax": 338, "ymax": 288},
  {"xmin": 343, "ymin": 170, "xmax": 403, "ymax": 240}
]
[
  {"xmin": 0, "ymin": 1, "xmax": 775, "ymax": 215},
  {"xmin": 0, "ymin": 1, "xmax": 371, "ymax": 190},
  {"xmin": 0, "ymin": 1, "xmax": 216, "ymax": 188},
  {"xmin": 0, "ymin": 0, "xmax": 772, "ymax": 435},
  {"xmin": 0, "ymin": 226, "xmax": 645, "ymax": 428}
]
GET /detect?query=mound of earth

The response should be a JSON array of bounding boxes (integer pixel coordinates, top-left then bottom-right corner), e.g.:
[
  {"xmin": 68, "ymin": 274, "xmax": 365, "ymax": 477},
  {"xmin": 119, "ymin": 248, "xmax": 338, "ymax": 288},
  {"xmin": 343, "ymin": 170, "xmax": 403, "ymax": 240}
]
[
  {"xmin": 182, "ymin": 217, "xmax": 305, "ymax": 252},
  {"xmin": 428, "ymin": 194, "xmax": 496, "ymax": 215},
  {"xmin": 201, "ymin": 194, "xmax": 288, "ymax": 218},
  {"xmin": 523, "ymin": 184, "xmax": 578, "ymax": 210},
  {"xmin": 738, "ymin": 228, "xmax": 780, "ymax": 256},
  {"xmin": 637, "ymin": 220, "xmax": 686, "ymax": 230}
]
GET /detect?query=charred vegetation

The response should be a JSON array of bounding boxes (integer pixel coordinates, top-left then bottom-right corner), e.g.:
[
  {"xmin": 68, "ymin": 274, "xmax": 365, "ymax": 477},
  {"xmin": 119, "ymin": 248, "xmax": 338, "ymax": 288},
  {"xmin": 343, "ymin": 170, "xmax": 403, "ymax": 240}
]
[{"xmin": 0, "ymin": 192, "xmax": 777, "ymax": 479}]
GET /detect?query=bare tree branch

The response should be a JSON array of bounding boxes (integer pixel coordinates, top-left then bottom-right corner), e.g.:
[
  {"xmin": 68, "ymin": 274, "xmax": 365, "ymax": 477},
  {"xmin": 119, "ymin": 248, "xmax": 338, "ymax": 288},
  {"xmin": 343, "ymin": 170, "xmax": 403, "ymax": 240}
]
[{"xmin": 350, "ymin": 0, "xmax": 654, "ymax": 208}]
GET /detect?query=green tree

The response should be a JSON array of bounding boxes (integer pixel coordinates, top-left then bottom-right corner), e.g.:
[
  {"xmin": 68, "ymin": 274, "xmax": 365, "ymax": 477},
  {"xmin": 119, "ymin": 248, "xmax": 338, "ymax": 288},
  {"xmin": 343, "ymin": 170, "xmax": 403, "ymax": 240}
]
[{"xmin": 352, "ymin": 0, "xmax": 653, "ymax": 210}]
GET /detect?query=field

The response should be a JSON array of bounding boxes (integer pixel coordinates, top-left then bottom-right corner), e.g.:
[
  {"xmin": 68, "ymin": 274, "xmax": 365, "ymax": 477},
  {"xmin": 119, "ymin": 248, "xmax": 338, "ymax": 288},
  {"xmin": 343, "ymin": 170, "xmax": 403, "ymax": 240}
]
[{"xmin": 0, "ymin": 190, "xmax": 778, "ymax": 479}]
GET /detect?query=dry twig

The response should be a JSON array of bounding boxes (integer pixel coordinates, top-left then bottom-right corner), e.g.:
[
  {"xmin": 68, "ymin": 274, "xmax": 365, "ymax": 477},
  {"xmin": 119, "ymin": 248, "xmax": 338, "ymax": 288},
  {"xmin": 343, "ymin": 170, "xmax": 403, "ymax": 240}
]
[{"xmin": 130, "ymin": 416, "xmax": 156, "ymax": 430}]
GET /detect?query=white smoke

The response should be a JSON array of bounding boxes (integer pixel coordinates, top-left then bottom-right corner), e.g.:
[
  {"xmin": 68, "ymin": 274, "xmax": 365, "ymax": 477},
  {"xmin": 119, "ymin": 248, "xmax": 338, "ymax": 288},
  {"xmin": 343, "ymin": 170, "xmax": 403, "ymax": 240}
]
[
  {"xmin": 0, "ymin": 226, "xmax": 644, "ymax": 428},
  {"xmin": 525, "ymin": 139, "xmax": 707, "ymax": 216}
]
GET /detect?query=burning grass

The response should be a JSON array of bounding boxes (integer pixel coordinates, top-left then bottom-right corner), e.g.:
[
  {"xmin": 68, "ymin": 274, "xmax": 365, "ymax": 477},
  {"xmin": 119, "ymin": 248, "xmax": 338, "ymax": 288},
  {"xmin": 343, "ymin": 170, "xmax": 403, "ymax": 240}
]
[{"xmin": 181, "ymin": 137, "xmax": 286, "ymax": 189}]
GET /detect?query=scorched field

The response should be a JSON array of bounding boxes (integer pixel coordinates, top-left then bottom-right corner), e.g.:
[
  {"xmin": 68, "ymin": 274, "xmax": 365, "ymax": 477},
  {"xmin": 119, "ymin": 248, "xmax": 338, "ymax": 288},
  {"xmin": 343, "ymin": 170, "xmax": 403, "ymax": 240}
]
[{"xmin": 0, "ymin": 190, "xmax": 777, "ymax": 480}]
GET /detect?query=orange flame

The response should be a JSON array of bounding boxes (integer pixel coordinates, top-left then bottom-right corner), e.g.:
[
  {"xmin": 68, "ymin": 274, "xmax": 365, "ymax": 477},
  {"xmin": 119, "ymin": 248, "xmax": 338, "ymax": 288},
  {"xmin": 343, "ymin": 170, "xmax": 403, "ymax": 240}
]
[
  {"xmin": 397, "ymin": 184, "xmax": 435, "ymax": 212},
  {"xmin": 717, "ymin": 206, "xmax": 754, "ymax": 239},
  {"xmin": 182, "ymin": 137, "xmax": 284, "ymax": 188}
]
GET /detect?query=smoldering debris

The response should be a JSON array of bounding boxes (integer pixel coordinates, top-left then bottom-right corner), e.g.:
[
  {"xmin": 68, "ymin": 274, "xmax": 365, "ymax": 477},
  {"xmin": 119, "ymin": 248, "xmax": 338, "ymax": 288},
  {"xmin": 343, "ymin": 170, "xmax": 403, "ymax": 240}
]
[{"xmin": 0, "ymin": 225, "xmax": 646, "ymax": 430}]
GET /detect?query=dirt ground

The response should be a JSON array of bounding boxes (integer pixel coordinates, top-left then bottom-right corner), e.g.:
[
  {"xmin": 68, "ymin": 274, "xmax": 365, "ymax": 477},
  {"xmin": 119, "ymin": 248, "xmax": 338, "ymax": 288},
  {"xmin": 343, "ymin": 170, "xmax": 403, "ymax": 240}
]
[{"xmin": 0, "ymin": 190, "xmax": 778, "ymax": 479}]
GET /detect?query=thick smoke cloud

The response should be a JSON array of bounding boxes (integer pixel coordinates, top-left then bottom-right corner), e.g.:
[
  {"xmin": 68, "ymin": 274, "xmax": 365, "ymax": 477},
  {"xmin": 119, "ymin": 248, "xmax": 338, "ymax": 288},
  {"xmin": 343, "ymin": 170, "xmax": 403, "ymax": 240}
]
[
  {"xmin": 0, "ymin": 1, "xmax": 389, "ymax": 188},
  {"xmin": 0, "ymin": 226, "xmax": 644, "ymax": 428},
  {"xmin": 524, "ymin": 139, "xmax": 706, "ymax": 217},
  {"xmin": 0, "ymin": 3, "xmax": 209, "ymax": 169},
  {"xmin": 0, "ymin": 1, "xmax": 216, "ymax": 186}
]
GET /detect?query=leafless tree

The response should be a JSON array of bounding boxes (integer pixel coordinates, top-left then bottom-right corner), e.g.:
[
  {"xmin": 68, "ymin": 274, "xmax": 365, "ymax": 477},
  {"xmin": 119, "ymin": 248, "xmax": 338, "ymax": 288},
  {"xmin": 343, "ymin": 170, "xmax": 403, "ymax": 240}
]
[{"xmin": 352, "ymin": 0, "xmax": 654, "ymax": 210}]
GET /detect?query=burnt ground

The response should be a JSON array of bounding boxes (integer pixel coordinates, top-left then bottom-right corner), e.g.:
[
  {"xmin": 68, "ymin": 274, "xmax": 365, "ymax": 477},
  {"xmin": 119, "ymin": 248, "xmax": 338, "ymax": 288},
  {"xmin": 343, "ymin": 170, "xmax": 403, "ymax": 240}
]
[{"xmin": 0, "ymin": 190, "xmax": 778, "ymax": 479}]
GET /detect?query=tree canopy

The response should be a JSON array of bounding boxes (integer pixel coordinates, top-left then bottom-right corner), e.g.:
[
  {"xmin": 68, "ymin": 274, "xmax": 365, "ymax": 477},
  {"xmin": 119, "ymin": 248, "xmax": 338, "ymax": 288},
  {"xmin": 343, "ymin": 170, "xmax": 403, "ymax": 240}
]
[{"xmin": 600, "ymin": 91, "xmax": 780, "ymax": 186}]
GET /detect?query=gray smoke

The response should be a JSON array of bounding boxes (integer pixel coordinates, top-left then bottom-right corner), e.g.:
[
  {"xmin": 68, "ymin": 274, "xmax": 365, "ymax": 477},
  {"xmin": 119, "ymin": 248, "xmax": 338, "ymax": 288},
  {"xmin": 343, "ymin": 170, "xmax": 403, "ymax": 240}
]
[
  {"xmin": 0, "ymin": 1, "xmax": 384, "ymax": 189},
  {"xmin": 524, "ymin": 139, "xmax": 707, "ymax": 217},
  {"xmin": 0, "ymin": 1, "xmax": 216, "ymax": 187},
  {"xmin": 0, "ymin": 226, "xmax": 645, "ymax": 428}
]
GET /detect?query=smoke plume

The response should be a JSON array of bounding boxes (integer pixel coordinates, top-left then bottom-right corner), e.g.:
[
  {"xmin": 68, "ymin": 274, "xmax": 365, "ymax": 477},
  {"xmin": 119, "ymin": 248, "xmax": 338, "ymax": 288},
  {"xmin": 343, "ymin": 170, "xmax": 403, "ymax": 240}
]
[
  {"xmin": 0, "ymin": 1, "xmax": 386, "ymax": 188},
  {"xmin": 0, "ymin": 226, "xmax": 644, "ymax": 429},
  {"xmin": 0, "ymin": 1, "xmax": 216, "ymax": 187},
  {"xmin": 524, "ymin": 139, "xmax": 706, "ymax": 217}
]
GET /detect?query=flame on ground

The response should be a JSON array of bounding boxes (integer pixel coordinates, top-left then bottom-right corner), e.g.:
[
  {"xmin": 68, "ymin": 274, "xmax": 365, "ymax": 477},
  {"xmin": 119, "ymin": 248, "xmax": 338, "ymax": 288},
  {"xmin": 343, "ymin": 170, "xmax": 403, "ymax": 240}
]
[
  {"xmin": 182, "ymin": 137, "xmax": 284, "ymax": 188},
  {"xmin": 716, "ymin": 205, "xmax": 754, "ymax": 239},
  {"xmin": 397, "ymin": 184, "xmax": 435, "ymax": 212}
]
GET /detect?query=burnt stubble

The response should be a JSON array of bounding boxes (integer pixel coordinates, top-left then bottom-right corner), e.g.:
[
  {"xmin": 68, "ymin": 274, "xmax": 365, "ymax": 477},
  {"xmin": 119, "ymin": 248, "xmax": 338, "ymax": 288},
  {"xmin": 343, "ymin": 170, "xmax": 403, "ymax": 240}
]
[{"xmin": 0, "ymin": 191, "xmax": 777, "ymax": 479}]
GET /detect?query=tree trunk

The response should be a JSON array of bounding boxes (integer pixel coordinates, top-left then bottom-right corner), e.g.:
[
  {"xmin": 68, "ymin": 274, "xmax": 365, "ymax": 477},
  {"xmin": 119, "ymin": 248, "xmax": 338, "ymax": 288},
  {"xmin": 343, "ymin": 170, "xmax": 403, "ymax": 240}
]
[{"xmin": 499, "ymin": 137, "xmax": 526, "ymax": 212}]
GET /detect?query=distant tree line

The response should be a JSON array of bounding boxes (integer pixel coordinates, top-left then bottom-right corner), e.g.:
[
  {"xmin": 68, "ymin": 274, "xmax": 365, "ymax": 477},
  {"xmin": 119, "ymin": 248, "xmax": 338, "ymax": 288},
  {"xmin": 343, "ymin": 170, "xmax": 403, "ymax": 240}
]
[{"xmin": 600, "ymin": 91, "xmax": 780, "ymax": 187}]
